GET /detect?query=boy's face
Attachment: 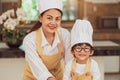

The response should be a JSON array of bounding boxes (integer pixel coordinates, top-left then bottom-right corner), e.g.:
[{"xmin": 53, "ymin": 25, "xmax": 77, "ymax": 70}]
[{"xmin": 72, "ymin": 44, "xmax": 94, "ymax": 63}]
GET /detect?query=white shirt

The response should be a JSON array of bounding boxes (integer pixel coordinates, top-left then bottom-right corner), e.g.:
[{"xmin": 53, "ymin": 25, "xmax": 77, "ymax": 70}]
[
  {"xmin": 63, "ymin": 58, "xmax": 101, "ymax": 80},
  {"xmin": 23, "ymin": 27, "xmax": 73, "ymax": 80}
]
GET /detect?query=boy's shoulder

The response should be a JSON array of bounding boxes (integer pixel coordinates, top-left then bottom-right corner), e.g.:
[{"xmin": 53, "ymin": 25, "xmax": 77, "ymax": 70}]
[
  {"xmin": 91, "ymin": 58, "xmax": 98, "ymax": 63},
  {"xmin": 90, "ymin": 58, "xmax": 99, "ymax": 67}
]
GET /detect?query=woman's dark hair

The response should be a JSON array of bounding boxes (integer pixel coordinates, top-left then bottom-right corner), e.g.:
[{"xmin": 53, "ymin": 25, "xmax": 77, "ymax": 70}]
[
  {"xmin": 29, "ymin": 12, "xmax": 44, "ymax": 33},
  {"xmin": 29, "ymin": 9, "xmax": 63, "ymax": 33},
  {"xmin": 71, "ymin": 43, "xmax": 94, "ymax": 51}
]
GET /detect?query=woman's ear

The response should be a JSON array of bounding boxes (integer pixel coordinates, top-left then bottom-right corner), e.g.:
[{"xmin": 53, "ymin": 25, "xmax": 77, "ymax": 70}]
[
  {"xmin": 90, "ymin": 50, "xmax": 94, "ymax": 56},
  {"xmin": 38, "ymin": 15, "xmax": 42, "ymax": 23}
]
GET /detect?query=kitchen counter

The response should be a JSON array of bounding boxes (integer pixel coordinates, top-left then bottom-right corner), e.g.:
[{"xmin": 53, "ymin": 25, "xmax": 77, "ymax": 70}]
[
  {"xmin": 0, "ymin": 48, "xmax": 24, "ymax": 58},
  {"xmin": 93, "ymin": 40, "xmax": 120, "ymax": 56},
  {"xmin": 0, "ymin": 40, "xmax": 120, "ymax": 58},
  {"xmin": 0, "ymin": 42, "xmax": 24, "ymax": 58}
]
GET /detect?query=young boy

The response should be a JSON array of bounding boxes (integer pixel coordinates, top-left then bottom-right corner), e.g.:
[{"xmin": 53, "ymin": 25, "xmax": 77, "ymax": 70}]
[{"xmin": 63, "ymin": 20, "xmax": 101, "ymax": 80}]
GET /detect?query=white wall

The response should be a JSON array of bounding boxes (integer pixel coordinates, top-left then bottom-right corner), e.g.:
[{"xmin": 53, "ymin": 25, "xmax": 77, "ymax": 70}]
[
  {"xmin": 0, "ymin": 56, "xmax": 119, "ymax": 80},
  {"xmin": 0, "ymin": 57, "xmax": 105, "ymax": 80},
  {"xmin": 0, "ymin": 58, "xmax": 26, "ymax": 80},
  {"xmin": 104, "ymin": 56, "xmax": 119, "ymax": 73}
]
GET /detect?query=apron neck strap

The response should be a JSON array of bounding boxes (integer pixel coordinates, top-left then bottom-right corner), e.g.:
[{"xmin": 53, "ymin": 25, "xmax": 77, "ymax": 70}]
[
  {"xmin": 85, "ymin": 58, "xmax": 91, "ymax": 73},
  {"xmin": 72, "ymin": 58, "xmax": 91, "ymax": 75},
  {"xmin": 36, "ymin": 28, "xmax": 64, "ymax": 55}
]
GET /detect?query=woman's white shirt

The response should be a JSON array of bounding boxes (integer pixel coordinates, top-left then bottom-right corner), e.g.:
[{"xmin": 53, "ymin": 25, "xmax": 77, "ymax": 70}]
[
  {"xmin": 63, "ymin": 58, "xmax": 101, "ymax": 80},
  {"xmin": 23, "ymin": 27, "xmax": 73, "ymax": 80}
]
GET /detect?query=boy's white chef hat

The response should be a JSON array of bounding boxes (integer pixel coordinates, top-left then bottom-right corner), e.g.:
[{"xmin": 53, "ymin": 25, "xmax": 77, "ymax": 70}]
[
  {"xmin": 71, "ymin": 19, "xmax": 93, "ymax": 48},
  {"xmin": 37, "ymin": 0, "xmax": 62, "ymax": 14}
]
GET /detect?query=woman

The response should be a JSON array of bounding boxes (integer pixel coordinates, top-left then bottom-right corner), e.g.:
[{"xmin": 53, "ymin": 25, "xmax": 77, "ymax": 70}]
[{"xmin": 23, "ymin": 0, "xmax": 73, "ymax": 80}]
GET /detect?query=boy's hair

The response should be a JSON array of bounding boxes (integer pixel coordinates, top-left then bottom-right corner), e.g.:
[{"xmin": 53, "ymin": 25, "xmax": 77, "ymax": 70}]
[{"xmin": 71, "ymin": 43, "xmax": 94, "ymax": 51}]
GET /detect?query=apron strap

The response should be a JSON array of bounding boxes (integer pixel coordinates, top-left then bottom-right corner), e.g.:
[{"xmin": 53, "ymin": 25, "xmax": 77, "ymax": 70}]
[
  {"xmin": 36, "ymin": 28, "xmax": 64, "ymax": 56},
  {"xmin": 71, "ymin": 58, "xmax": 77, "ymax": 77},
  {"xmin": 85, "ymin": 58, "xmax": 91, "ymax": 73},
  {"xmin": 36, "ymin": 28, "xmax": 42, "ymax": 54},
  {"xmin": 56, "ymin": 29, "xmax": 65, "ymax": 56},
  {"xmin": 71, "ymin": 58, "xmax": 91, "ymax": 76}
]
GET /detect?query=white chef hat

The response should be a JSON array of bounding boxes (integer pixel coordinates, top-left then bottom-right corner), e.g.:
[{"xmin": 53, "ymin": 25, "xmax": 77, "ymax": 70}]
[
  {"xmin": 71, "ymin": 19, "xmax": 93, "ymax": 48},
  {"xmin": 37, "ymin": 0, "xmax": 62, "ymax": 14}
]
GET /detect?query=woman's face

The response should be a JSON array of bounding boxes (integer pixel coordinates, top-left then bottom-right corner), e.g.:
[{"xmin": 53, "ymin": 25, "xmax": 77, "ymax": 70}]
[
  {"xmin": 72, "ymin": 44, "xmax": 94, "ymax": 64},
  {"xmin": 39, "ymin": 9, "xmax": 62, "ymax": 34}
]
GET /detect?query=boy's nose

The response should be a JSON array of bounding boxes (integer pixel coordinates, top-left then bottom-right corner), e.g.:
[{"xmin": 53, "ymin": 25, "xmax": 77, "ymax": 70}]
[{"xmin": 81, "ymin": 48, "xmax": 85, "ymax": 52}]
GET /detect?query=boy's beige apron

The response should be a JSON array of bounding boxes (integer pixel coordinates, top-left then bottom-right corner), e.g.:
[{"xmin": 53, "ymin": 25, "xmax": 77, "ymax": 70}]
[
  {"xmin": 71, "ymin": 58, "xmax": 93, "ymax": 80},
  {"xmin": 23, "ymin": 28, "xmax": 64, "ymax": 80}
]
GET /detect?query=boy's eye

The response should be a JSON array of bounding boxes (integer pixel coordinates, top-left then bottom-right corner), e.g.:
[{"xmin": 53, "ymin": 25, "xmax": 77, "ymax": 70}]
[
  {"xmin": 74, "ymin": 46, "xmax": 81, "ymax": 52},
  {"xmin": 74, "ymin": 46, "xmax": 91, "ymax": 52},
  {"xmin": 84, "ymin": 48, "xmax": 91, "ymax": 52}
]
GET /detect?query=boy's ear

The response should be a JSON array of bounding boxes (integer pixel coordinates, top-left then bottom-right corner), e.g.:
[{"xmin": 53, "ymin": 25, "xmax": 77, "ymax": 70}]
[
  {"xmin": 90, "ymin": 50, "xmax": 94, "ymax": 56},
  {"xmin": 71, "ymin": 50, "xmax": 75, "ymax": 58}
]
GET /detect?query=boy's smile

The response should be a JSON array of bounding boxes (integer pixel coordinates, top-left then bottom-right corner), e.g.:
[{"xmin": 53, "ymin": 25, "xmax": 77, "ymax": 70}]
[{"xmin": 72, "ymin": 44, "xmax": 94, "ymax": 64}]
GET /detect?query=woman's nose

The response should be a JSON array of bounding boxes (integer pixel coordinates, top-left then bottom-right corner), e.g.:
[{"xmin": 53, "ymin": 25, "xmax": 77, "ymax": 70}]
[{"xmin": 51, "ymin": 19, "xmax": 56, "ymax": 24}]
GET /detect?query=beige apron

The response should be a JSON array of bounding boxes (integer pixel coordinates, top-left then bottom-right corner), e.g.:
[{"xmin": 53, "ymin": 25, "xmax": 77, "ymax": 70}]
[
  {"xmin": 23, "ymin": 28, "xmax": 64, "ymax": 80},
  {"xmin": 71, "ymin": 58, "xmax": 93, "ymax": 80}
]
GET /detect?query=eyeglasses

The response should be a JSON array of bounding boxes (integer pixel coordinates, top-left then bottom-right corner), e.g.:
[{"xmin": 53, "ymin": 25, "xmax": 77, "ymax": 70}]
[{"xmin": 73, "ymin": 46, "xmax": 91, "ymax": 53}]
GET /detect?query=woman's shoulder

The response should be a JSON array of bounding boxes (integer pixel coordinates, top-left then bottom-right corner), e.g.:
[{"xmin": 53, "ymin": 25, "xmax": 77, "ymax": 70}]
[
  {"xmin": 58, "ymin": 27, "xmax": 70, "ymax": 35},
  {"xmin": 58, "ymin": 27, "xmax": 70, "ymax": 39},
  {"xmin": 23, "ymin": 31, "xmax": 36, "ymax": 43}
]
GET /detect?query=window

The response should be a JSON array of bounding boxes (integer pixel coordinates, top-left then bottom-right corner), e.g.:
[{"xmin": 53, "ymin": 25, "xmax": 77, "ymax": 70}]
[
  {"xmin": 62, "ymin": 0, "xmax": 78, "ymax": 20},
  {"xmin": 21, "ymin": 0, "xmax": 78, "ymax": 21},
  {"xmin": 21, "ymin": 0, "xmax": 39, "ymax": 21}
]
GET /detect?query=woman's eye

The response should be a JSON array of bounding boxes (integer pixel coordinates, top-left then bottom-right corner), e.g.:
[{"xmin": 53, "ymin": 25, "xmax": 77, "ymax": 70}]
[
  {"xmin": 56, "ymin": 18, "xmax": 61, "ymax": 21},
  {"xmin": 85, "ymin": 47, "xmax": 91, "ymax": 49},
  {"xmin": 47, "ymin": 17, "xmax": 52, "ymax": 20}
]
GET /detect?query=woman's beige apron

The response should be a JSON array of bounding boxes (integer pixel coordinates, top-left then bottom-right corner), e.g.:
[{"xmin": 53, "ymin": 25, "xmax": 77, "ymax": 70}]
[
  {"xmin": 23, "ymin": 28, "xmax": 64, "ymax": 80},
  {"xmin": 71, "ymin": 58, "xmax": 93, "ymax": 80}
]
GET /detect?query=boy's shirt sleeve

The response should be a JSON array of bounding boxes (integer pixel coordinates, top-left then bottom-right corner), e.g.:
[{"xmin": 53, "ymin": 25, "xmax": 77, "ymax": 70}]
[
  {"xmin": 91, "ymin": 59, "xmax": 101, "ymax": 80},
  {"xmin": 63, "ymin": 60, "xmax": 73, "ymax": 80}
]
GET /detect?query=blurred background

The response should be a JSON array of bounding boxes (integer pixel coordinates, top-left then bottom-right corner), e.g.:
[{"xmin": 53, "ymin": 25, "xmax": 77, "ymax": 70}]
[{"xmin": 0, "ymin": 0, "xmax": 120, "ymax": 80}]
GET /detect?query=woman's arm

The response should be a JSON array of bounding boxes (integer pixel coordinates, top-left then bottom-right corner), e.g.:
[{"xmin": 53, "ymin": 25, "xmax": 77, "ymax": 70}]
[
  {"xmin": 23, "ymin": 34, "xmax": 53, "ymax": 80},
  {"xmin": 59, "ymin": 28, "xmax": 73, "ymax": 64}
]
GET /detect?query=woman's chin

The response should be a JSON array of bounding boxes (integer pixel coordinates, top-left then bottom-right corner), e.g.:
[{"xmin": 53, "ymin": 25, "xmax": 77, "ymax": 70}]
[{"xmin": 48, "ymin": 28, "xmax": 57, "ymax": 33}]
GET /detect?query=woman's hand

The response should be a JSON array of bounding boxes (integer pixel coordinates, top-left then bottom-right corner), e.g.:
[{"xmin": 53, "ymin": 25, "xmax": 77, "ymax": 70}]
[{"xmin": 47, "ymin": 77, "xmax": 56, "ymax": 80}]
